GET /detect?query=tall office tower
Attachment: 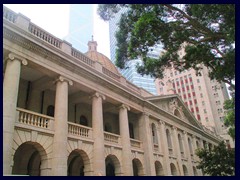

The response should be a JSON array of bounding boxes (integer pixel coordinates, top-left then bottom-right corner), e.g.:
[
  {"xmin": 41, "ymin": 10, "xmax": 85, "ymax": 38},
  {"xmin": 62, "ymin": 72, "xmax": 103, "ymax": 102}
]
[
  {"xmin": 109, "ymin": 7, "xmax": 157, "ymax": 95},
  {"xmin": 155, "ymin": 48, "xmax": 233, "ymax": 147},
  {"xmin": 65, "ymin": 4, "xmax": 94, "ymax": 52}
]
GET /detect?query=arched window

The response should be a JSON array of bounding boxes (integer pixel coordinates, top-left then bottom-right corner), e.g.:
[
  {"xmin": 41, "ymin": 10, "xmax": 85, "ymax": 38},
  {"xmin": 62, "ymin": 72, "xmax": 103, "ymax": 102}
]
[
  {"xmin": 47, "ymin": 105, "xmax": 54, "ymax": 117},
  {"xmin": 182, "ymin": 165, "xmax": 188, "ymax": 176},
  {"xmin": 129, "ymin": 123, "xmax": 134, "ymax": 139},
  {"xmin": 188, "ymin": 138, "xmax": 193, "ymax": 155},
  {"xmin": 79, "ymin": 116, "xmax": 88, "ymax": 126},
  {"xmin": 166, "ymin": 129, "xmax": 172, "ymax": 149},
  {"xmin": 170, "ymin": 163, "xmax": 178, "ymax": 176},
  {"xmin": 152, "ymin": 123, "xmax": 158, "ymax": 144},
  {"xmin": 178, "ymin": 134, "xmax": 184, "ymax": 154},
  {"xmin": 193, "ymin": 166, "xmax": 198, "ymax": 176},
  {"xmin": 196, "ymin": 140, "xmax": 200, "ymax": 149}
]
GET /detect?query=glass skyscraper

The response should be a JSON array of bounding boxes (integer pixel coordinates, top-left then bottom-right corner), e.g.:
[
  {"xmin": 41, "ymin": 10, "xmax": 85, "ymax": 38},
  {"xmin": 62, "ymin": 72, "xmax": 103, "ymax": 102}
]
[
  {"xmin": 109, "ymin": 7, "xmax": 157, "ymax": 95},
  {"xmin": 66, "ymin": 4, "xmax": 94, "ymax": 53}
]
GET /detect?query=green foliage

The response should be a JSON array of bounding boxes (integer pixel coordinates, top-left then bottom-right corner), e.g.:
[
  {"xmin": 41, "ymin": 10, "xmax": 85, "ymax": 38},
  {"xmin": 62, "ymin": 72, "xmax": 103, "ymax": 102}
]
[
  {"xmin": 223, "ymin": 97, "xmax": 235, "ymax": 139},
  {"xmin": 196, "ymin": 141, "xmax": 235, "ymax": 176},
  {"xmin": 98, "ymin": 4, "xmax": 235, "ymax": 89}
]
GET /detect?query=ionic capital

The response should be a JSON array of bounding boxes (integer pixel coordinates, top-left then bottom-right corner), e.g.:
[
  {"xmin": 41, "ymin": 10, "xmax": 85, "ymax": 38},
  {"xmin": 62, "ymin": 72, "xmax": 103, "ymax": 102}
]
[
  {"xmin": 172, "ymin": 126, "xmax": 177, "ymax": 131},
  {"xmin": 54, "ymin": 75, "xmax": 73, "ymax": 86},
  {"xmin": 118, "ymin": 104, "xmax": 130, "ymax": 111},
  {"xmin": 142, "ymin": 112, "xmax": 150, "ymax": 117},
  {"xmin": 91, "ymin": 92, "xmax": 106, "ymax": 100},
  {"xmin": 159, "ymin": 120, "xmax": 165, "ymax": 125},
  {"xmin": 8, "ymin": 52, "xmax": 28, "ymax": 65}
]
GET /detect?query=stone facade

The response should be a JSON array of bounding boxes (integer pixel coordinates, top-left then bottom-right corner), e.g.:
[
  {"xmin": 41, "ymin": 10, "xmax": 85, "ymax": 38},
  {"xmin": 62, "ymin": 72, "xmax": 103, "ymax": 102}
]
[{"xmin": 3, "ymin": 6, "xmax": 222, "ymax": 176}]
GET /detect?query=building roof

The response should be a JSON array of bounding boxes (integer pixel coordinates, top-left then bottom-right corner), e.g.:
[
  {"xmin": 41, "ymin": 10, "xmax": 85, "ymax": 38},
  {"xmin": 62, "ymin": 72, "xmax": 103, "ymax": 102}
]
[{"xmin": 85, "ymin": 39, "xmax": 120, "ymax": 75}]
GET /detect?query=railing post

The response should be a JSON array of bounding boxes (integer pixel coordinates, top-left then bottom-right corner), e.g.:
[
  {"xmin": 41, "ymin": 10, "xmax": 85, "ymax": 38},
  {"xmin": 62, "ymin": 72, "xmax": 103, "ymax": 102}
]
[
  {"xmin": 61, "ymin": 40, "xmax": 72, "ymax": 55},
  {"xmin": 15, "ymin": 13, "xmax": 30, "ymax": 31}
]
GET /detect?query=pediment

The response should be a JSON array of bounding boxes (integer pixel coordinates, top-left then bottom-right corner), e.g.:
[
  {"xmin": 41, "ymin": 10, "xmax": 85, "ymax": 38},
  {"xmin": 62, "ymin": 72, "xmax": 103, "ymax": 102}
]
[{"xmin": 146, "ymin": 94, "xmax": 202, "ymax": 129}]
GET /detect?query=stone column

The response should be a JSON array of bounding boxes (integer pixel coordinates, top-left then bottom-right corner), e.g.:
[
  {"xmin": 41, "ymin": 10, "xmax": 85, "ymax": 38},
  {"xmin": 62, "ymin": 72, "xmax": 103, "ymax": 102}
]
[
  {"xmin": 3, "ymin": 53, "xmax": 28, "ymax": 175},
  {"xmin": 119, "ymin": 104, "xmax": 133, "ymax": 176},
  {"xmin": 192, "ymin": 135, "xmax": 198, "ymax": 160},
  {"xmin": 172, "ymin": 126, "xmax": 183, "ymax": 176},
  {"xmin": 139, "ymin": 113, "xmax": 155, "ymax": 175},
  {"xmin": 156, "ymin": 124, "xmax": 162, "ymax": 153},
  {"xmin": 159, "ymin": 121, "xmax": 171, "ymax": 175},
  {"xmin": 51, "ymin": 76, "xmax": 73, "ymax": 176},
  {"xmin": 92, "ymin": 92, "xmax": 106, "ymax": 176},
  {"xmin": 183, "ymin": 131, "xmax": 194, "ymax": 175}
]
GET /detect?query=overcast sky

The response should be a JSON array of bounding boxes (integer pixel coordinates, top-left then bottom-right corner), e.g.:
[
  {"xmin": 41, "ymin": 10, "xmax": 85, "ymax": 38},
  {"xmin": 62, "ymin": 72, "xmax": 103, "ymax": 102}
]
[{"xmin": 4, "ymin": 4, "xmax": 110, "ymax": 58}]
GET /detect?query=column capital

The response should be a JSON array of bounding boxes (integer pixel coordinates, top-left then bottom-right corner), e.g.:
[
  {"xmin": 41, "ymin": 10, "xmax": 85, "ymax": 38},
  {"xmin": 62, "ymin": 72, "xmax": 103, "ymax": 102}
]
[
  {"xmin": 54, "ymin": 75, "xmax": 73, "ymax": 86},
  {"xmin": 171, "ymin": 126, "xmax": 177, "ymax": 131},
  {"xmin": 8, "ymin": 52, "xmax": 28, "ymax": 65},
  {"xmin": 183, "ymin": 130, "xmax": 187, "ymax": 135},
  {"xmin": 142, "ymin": 112, "xmax": 150, "ymax": 117},
  {"xmin": 91, "ymin": 92, "xmax": 106, "ymax": 100},
  {"xmin": 159, "ymin": 120, "xmax": 165, "ymax": 125},
  {"xmin": 119, "ymin": 104, "xmax": 130, "ymax": 111}
]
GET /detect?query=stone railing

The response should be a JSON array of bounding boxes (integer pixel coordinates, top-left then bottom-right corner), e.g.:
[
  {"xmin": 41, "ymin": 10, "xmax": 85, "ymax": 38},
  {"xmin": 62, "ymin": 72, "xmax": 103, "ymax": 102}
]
[
  {"xmin": 153, "ymin": 143, "xmax": 159, "ymax": 151},
  {"xmin": 104, "ymin": 131, "xmax": 120, "ymax": 144},
  {"xmin": 3, "ymin": 6, "xmax": 17, "ymax": 23},
  {"xmin": 68, "ymin": 122, "xmax": 92, "ymax": 139},
  {"xmin": 16, "ymin": 108, "xmax": 54, "ymax": 130},
  {"xmin": 3, "ymin": 5, "xmax": 144, "ymax": 97},
  {"xmin": 28, "ymin": 23, "xmax": 62, "ymax": 48},
  {"xmin": 102, "ymin": 67, "xmax": 121, "ymax": 81},
  {"xmin": 130, "ymin": 138, "xmax": 142, "ymax": 149},
  {"xmin": 126, "ymin": 81, "xmax": 141, "ymax": 94},
  {"xmin": 71, "ymin": 48, "xmax": 95, "ymax": 67},
  {"xmin": 168, "ymin": 148, "xmax": 173, "ymax": 156}
]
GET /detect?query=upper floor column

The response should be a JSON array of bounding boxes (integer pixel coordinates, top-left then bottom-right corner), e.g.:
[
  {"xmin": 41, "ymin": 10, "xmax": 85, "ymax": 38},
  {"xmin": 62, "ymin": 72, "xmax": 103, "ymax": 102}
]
[
  {"xmin": 172, "ymin": 126, "xmax": 184, "ymax": 175},
  {"xmin": 139, "ymin": 113, "xmax": 155, "ymax": 175},
  {"xmin": 91, "ymin": 92, "xmax": 106, "ymax": 176},
  {"xmin": 52, "ymin": 76, "xmax": 73, "ymax": 176},
  {"xmin": 183, "ymin": 131, "xmax": 194, "ymax": 175},
  {"xmin": 158, "ymin": 121, "xmax": 171, "ymax": 175},
  {"xmin": 119, "ymin": 104, "xmax": 133, "ymax": 176},
  {"xmin": 3, "ymin": 52, "xmax": 28, "ymax": 175}
]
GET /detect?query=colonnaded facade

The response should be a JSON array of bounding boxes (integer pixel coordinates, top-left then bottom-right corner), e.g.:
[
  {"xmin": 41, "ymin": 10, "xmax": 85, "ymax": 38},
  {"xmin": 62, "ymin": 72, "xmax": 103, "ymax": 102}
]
[{"xmin": 3, "ymin": 6, "xmax": 222, "ymax": 176}]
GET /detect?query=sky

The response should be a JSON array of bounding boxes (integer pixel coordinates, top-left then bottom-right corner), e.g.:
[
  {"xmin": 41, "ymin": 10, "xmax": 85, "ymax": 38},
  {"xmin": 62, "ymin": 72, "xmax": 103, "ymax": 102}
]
[{"xmin": 3, "ymin": 4, "xmax": 110, "ymax": 58}]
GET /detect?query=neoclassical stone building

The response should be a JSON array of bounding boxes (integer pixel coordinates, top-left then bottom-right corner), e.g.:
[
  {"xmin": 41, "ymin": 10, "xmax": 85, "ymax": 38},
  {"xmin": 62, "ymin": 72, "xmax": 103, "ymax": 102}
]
[{"xmin": 3, "ymin": 6, "xmax": 222, "ymax": 176}]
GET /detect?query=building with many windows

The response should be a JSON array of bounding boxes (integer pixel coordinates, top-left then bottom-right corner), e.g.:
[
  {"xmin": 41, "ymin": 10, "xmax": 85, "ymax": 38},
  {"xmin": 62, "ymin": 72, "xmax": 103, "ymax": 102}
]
[
  {"xmin": 155, "ymin": 47, "xmax": 233, "ymax": 148},
  {"xmin": 3, "ymin": 6, "xmax": 222, "ymax": 176},
  {"xmin": 109, "ymin": 7, "xmax": 157, "ymax": 95},
  {"xmin": 65, "ymin": 4, "xmax": 94, "ymax": 52}
]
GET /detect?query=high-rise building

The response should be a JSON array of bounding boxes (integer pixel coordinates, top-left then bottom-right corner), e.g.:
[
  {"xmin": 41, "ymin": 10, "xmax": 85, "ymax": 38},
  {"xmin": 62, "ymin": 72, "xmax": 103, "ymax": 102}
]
[
  {"xmin": 109, "ymin": 7, "xmax": 157, "ymax": 95},
  {"xmin": 155, "ymin": 47, "xmax": 233, "ymax": 147},
  {"xmin": 65, "ymin": 4, "xmax": 94, "ymax": 52}
]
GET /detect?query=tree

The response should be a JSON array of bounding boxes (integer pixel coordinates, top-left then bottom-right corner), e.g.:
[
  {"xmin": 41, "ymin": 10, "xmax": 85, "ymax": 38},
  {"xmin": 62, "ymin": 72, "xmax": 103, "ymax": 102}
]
[
  {"xmin": 223, "ymin": 90, "xmax": 235, "ymax": 140},
  {"xmin": 98, "ymin": 4, "xmax": 235, "ymax": 90},
  {"xmin": 196, "ymin": 141, "xmax": 235, "ymax": 176}
]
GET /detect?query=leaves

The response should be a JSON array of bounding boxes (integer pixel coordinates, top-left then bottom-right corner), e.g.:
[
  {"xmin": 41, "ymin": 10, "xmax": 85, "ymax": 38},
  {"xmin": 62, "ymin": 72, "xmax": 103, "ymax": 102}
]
[
  {"xmin": 97, "ymin": 4, "xmax": 235, "ymax": 89},
  {"xmin": 223, "ymin": 97, "xmax": 235, "ymax": 139},
  {"xmin": 196, "ymin": 141, "xmax": 235, "ymax": 176}
]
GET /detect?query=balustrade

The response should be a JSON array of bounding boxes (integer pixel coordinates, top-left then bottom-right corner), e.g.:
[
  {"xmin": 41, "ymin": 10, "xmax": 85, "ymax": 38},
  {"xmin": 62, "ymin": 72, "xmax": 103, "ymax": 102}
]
[
  {"xmin": 126, "ymin": 81, "xmax": 141, "ymax": 94},
  {"xmin": 130, "ymin": 138, "xmax": 142, "ymax": 148},
  {"xmin": 102, "ymin": 67, "xmax": 120, "ymax": 81},
  {"xmin": 28, "ymin": 23, "xmax": 62, "ymax": 48},
  {"xmin": 3, "ymin": 6, "xmax": 17, "ymax": 23},
  {"xmin": 153, "ymin": 143, "xmax": 159, "ymax": 151},
  {"xmin": 16, "ymin": 108, "xmax": 54, "ymax": 130},
  {"xmin": 71, "ymin": 48, "xmax": 94, "ymax": 67},
  {"xmin": 104, "ymin": 131, "xmax": 120, "ymax": 144},
  {"xmin": 68, "ymin": 122, "xmax": 92, "ymax": 139}
]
